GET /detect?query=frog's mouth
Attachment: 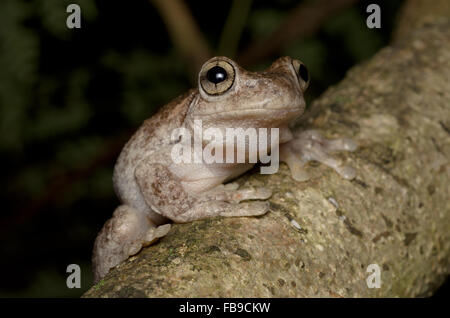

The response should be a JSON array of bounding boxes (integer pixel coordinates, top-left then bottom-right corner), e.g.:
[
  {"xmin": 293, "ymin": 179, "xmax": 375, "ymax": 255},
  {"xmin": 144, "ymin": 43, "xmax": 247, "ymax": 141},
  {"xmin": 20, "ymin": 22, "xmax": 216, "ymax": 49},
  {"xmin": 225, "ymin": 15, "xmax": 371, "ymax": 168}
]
[{"xmin": 199, "ymin": 106, "xmax": 303, "ymax": 118}]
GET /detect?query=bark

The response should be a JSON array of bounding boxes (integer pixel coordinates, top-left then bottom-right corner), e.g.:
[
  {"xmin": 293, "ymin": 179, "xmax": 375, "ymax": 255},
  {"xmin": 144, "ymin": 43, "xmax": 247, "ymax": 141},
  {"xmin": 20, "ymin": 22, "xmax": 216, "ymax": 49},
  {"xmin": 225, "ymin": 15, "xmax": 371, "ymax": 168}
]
[
  {"xmin": 84, "ymin": 7, "xmax": 450, "ymax": 297},
  {"xmin": 393, "ymin": 0, "xmax": 450, "ymax": 41}
]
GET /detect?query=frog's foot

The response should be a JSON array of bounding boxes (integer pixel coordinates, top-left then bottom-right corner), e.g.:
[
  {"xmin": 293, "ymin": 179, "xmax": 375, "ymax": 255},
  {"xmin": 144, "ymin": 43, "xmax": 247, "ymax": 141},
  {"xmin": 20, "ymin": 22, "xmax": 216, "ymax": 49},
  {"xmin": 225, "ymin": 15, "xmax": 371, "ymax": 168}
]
[
  {"xmin": 281, "ymin": 129, "xmax": 357, "ymax": 181},
  {"xmin": 204, "ymin": 182, "xmax": 272, "ymax": 203},
  {"xmin": 92, "ymin": 205, "xmax": 170, "ymax": 283},
  {"xmin": 169, "ymin": 200, "xmax": 270, "ymax": 223}
]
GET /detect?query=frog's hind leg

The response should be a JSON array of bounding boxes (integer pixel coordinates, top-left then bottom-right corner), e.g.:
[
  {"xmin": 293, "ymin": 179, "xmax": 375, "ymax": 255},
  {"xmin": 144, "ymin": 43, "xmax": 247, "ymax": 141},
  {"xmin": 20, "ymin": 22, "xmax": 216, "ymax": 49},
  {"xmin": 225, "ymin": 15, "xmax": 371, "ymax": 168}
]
[
  {"xmin": 92, "ymin": 205, "xmax": 170, "ymax": 283},
  {"xmin": 281, "ymin": 129, "xmax": 357, "ymax": 181}
]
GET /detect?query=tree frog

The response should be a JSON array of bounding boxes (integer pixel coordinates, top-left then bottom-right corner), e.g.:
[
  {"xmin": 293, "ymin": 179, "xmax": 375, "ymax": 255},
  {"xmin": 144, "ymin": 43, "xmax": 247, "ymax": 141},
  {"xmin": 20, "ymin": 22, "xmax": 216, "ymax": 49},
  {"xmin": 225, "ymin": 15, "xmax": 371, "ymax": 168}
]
[{"xmin": 92, "ymin": 56, "xmax": 357, "ymax": 282}]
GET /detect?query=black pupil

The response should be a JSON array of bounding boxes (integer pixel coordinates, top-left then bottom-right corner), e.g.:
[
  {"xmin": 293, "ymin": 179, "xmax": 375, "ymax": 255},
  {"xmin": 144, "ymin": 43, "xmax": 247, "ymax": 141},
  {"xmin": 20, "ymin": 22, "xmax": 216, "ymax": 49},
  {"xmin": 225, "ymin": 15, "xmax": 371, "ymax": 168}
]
[
  {"xmin": 299, "ymin": 64, "xmax": 309, "ymax": 82},
  {"xmin": 207, "ymin": 66, "xmax": 227, "ymax": 84}
]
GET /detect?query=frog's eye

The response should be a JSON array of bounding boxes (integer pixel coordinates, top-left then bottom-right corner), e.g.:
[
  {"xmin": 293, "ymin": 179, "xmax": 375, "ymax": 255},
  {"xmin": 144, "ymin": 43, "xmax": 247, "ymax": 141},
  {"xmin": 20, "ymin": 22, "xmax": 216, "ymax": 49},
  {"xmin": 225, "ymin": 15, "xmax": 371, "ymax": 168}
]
[
  {"xmin": 292, "ymin": 59, "xmax": 310, "ymax": 92},
  {"xmin": 199, "ymin": 60, "xmax": 235, "ymax": 95}
]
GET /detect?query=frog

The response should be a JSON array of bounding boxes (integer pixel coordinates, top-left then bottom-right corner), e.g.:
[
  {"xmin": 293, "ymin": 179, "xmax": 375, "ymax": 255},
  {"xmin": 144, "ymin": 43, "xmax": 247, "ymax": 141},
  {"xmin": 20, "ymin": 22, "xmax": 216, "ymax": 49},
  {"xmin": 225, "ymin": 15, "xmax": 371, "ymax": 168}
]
[{"xmin": 92, "ymin": 56, "xmax": 357, "ymax": 283}]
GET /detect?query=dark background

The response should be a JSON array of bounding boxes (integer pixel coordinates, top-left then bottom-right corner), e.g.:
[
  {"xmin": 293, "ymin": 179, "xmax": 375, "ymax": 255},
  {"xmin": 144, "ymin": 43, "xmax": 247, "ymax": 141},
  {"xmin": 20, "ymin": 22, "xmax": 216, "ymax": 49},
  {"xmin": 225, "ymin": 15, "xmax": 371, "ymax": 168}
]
[{"xmin": 0, "ymin": 0, "xmax": 446, "ymax": 297}]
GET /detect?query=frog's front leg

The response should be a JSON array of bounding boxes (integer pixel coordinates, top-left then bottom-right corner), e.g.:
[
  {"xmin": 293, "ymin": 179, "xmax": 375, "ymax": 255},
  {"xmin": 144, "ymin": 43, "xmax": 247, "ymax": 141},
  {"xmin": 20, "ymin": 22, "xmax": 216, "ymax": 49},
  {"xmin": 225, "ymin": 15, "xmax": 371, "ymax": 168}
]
[
  {"xmin": 281, "ymin": 129, "xmax": 357, "ymax": 182},
  {"xmin": 135, "ymin": 162, "xmax": 272, "ymax": 223}
]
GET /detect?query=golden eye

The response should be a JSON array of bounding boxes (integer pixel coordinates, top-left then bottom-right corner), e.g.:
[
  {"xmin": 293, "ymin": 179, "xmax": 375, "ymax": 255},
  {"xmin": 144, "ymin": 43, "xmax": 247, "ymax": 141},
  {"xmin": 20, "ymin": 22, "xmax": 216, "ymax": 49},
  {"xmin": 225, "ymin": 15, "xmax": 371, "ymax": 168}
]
[
  {"xmin": 199, "ymin": 60, "xmax": 235, "ymax": 95},
  {"xmin": 292, "ymin": 59, "xmax": 310, "ymax": 91}
]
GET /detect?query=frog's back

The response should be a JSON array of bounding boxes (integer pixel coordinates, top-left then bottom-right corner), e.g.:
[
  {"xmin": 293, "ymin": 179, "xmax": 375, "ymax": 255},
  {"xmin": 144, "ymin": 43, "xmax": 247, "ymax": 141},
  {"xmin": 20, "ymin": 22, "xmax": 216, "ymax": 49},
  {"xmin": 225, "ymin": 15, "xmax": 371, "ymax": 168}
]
[{"xmin": 112, "ymin": 89, "xmax": 197, "ymax": 217}]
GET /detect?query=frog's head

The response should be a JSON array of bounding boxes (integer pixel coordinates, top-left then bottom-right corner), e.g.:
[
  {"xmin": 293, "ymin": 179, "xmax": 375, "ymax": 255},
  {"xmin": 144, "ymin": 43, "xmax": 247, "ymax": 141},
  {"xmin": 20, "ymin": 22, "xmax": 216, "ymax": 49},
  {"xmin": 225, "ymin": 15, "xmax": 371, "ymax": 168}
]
[{"xmin": 187, "ymin": 56, "xmax": 309, "ymax": 130}]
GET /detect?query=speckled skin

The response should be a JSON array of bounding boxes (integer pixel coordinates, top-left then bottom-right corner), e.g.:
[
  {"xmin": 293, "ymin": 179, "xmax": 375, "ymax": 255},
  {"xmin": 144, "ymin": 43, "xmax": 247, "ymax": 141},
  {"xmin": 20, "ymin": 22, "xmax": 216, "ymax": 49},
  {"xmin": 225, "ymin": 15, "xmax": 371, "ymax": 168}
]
[{"xmin": 92, "ymin": 56, "xmax": 357, "ymax": 282}]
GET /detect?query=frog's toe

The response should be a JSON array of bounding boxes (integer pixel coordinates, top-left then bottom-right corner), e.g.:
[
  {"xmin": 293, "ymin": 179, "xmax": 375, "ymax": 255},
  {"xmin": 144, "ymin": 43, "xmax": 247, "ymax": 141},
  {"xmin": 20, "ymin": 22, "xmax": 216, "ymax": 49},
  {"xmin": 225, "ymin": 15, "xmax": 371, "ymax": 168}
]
[
  {"xmin": 218, "ymin": 201, "xmax": 269, "ymax": 217},
  {"xmin": 224, "ymin": 182, "xmax": 240, "ymax": 191},
  {"xmin": 335, "ymin": 165, "xmax": 356, "ymax": 180},
  {"xmin": 236, "ymin": 201, "xmax": 270, "ymax": 216},
  {"xmin": 291, "ymin": 167, "xmax": 310, "ymax": 182},
  {"xmin": 324, "ymin": 138, "xmax": 358, "ymax": 152},
  {"xmin": 143, "ymin": 223, "xmax": 171, "ymax": 246},
  {"xmin": 231, "ymin": 187, "xmax": 272, "ymax": 202},
  {"xmin": 342, "ymin": 139, "xmax": 358, "ymax": 152}
]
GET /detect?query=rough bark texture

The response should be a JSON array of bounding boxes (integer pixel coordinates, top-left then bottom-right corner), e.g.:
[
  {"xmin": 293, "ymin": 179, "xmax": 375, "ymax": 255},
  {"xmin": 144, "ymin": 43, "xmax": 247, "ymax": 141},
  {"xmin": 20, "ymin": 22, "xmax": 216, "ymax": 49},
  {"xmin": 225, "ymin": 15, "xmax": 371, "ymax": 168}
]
[
  {"xmin": 393, "ymin": 0, "xmax": 450, "ymax": 41},
  {"xmin": 84, "ymin": 12, "xmax": 450, "ymax": 298}
]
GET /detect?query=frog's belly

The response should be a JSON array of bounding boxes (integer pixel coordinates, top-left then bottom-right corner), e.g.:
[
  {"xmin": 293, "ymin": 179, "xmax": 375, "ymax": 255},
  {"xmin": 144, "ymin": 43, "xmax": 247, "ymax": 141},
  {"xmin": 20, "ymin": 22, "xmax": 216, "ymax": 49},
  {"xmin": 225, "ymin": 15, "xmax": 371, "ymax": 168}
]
[{"xmin": 170, "ymin": 162, "xmax": 254, "ymax": 194}]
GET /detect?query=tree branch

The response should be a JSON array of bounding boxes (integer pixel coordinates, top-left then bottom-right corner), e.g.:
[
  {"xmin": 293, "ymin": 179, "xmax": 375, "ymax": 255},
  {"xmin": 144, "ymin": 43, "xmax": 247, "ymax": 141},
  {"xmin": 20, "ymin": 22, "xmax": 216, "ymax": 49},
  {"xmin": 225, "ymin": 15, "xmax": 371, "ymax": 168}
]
[
  {"xmin": 393, "ymin": 0, "xmax": 450, "ymax": 41},
  {"xmin": 217, "ymin": 0, "xmax": 253, "ymax": 59},
  {"xmin": 150, "ymin": 0, "xmax": 212, "ymax": 79}
]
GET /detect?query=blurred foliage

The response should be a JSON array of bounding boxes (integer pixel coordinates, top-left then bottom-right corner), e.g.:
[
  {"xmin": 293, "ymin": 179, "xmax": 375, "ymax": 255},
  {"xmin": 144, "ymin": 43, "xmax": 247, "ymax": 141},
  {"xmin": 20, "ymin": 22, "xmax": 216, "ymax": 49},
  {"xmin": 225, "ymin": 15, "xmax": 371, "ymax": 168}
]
[
  {"xmin": 249, "ymin": 8, "xmax": 285, "ymax": 40},
  {"xmin": 0, "ymin": 0, "xmax": 405, "ymax": 297},
  {"xmin": 101, "ymin": 51, "xmax": 186, "ymax": 124}
]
